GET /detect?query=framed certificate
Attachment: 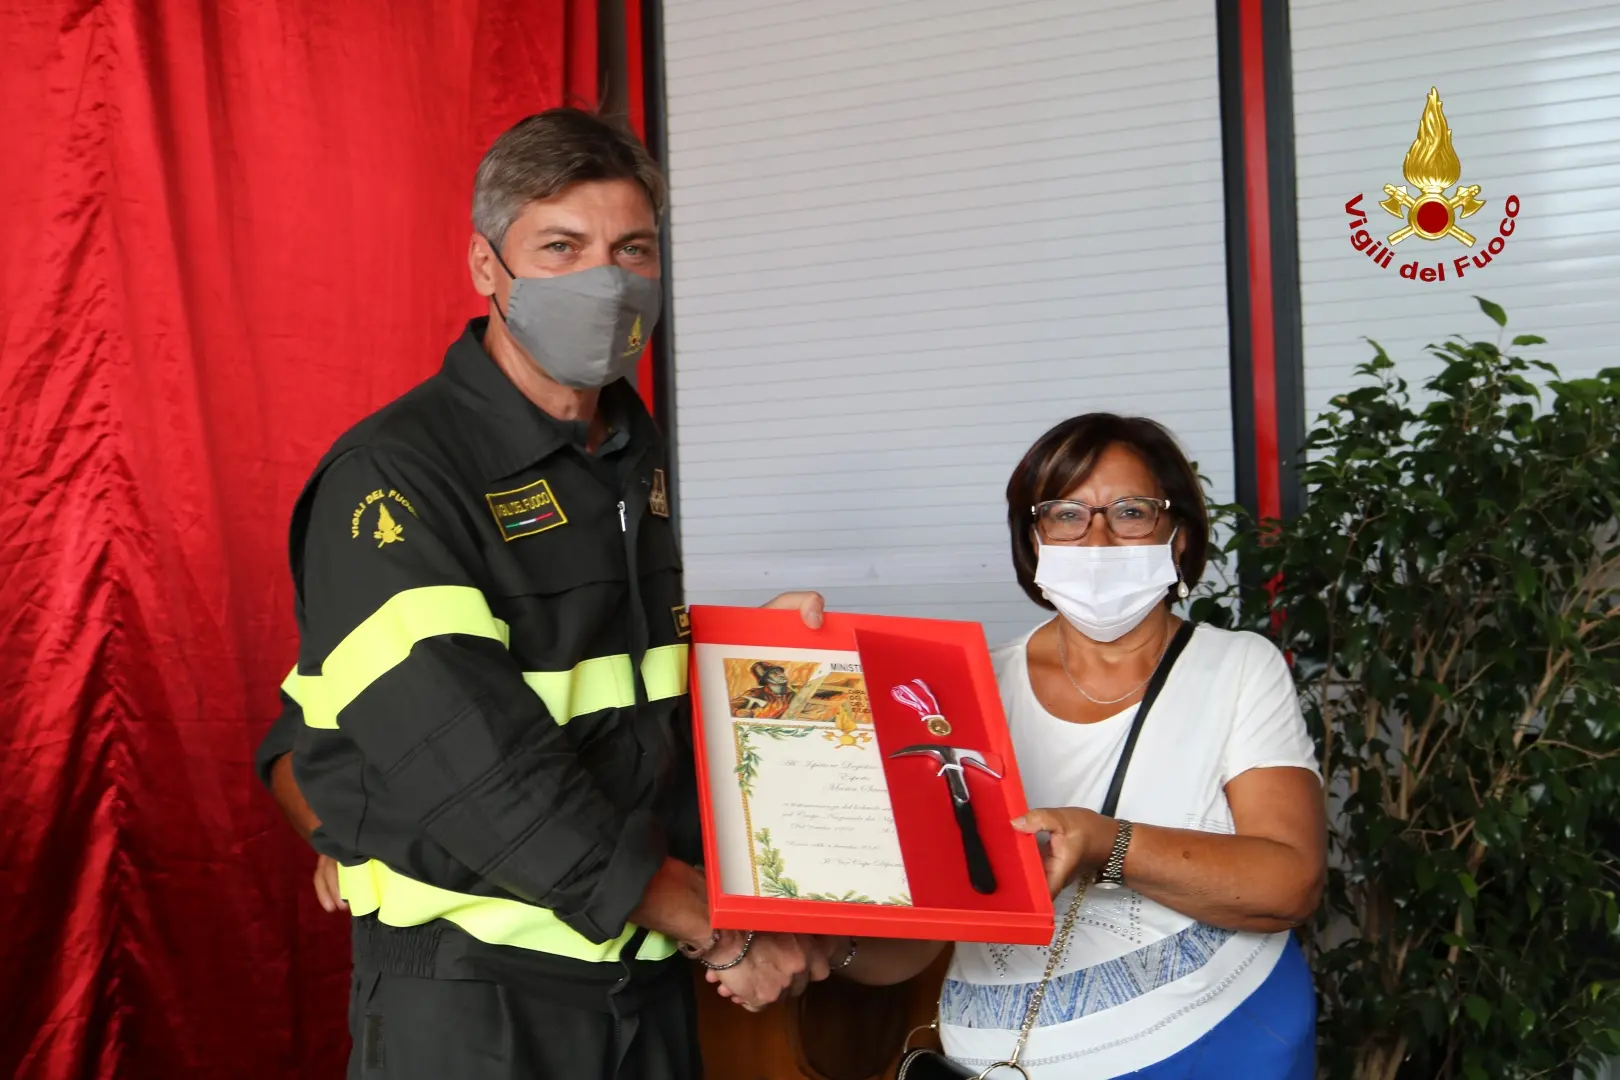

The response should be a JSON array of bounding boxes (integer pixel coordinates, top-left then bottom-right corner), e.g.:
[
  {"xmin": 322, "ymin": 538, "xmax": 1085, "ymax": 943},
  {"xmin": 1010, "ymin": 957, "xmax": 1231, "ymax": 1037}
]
[{"xmin": 689, "ymin": 605, "xmax": 1053, "ymax": 946}]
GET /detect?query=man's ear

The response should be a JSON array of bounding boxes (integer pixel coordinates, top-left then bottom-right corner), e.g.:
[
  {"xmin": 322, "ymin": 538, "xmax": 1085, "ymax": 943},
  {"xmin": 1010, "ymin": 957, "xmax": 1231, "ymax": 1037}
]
[{"xmin": 468, "ymin": 233, "xmax": 500, "ymax": 298}]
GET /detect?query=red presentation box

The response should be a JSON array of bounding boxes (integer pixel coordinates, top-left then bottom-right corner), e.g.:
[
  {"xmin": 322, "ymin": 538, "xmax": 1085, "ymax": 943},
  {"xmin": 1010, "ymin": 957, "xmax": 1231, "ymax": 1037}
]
[{"xmin": 687, "ymin": 605, "xmax": 1054, "ymax": 947}]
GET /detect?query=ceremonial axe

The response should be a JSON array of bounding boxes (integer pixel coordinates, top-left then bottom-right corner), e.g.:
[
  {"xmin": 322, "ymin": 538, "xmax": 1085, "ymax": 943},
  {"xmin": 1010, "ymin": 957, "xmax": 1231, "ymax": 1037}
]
[{"xmin": 889, "ymin": 745, "xmax": 1001, "ymax": 894}]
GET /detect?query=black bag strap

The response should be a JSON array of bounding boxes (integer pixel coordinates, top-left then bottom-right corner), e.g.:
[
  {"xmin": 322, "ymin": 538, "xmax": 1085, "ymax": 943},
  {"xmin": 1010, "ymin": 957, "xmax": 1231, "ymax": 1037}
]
[{"xmin": 1099, "ymin": 621, "xmax": 1195, "ymax": 818}]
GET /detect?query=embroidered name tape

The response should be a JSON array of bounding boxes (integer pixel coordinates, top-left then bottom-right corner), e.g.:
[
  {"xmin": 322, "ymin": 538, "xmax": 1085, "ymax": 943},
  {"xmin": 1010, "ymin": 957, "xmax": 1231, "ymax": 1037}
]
[{"xmin": 486, "ymin": 478, "xmax": 567, "ymax": 541}]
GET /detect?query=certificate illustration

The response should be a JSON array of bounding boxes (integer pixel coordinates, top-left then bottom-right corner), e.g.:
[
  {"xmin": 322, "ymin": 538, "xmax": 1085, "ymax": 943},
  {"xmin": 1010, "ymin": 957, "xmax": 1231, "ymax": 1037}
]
[{"xmin": 694, "ymin": 644, "xmax": 913, "ymax": 906}]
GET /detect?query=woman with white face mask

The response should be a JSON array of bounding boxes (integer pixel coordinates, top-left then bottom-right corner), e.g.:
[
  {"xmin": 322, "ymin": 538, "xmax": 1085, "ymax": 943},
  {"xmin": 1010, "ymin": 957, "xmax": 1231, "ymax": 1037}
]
[{"xmin": 832, "ymin": 415, "xmax": 1326, "ymax": 1079}]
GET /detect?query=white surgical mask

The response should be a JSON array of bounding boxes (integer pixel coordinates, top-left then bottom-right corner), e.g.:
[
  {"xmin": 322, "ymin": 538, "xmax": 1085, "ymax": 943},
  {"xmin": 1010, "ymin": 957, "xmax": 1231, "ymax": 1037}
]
[{"xmin": 1034, "ymin": 534, "xmax": 1183, "ymax": 643}]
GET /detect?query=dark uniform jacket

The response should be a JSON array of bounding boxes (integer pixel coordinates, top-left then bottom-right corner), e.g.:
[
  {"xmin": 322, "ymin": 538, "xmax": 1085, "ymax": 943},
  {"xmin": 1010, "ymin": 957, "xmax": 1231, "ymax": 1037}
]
[{"xmin": 257, "ymin": 319, "xmax": 697, "ymax": 1001}]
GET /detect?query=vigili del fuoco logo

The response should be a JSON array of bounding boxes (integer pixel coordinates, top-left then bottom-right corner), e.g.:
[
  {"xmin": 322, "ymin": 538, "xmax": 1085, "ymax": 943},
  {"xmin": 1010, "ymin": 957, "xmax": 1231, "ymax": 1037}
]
[{"xmin": 1345, "ymin": 87, "xmax": 1521, "ymax": 283}]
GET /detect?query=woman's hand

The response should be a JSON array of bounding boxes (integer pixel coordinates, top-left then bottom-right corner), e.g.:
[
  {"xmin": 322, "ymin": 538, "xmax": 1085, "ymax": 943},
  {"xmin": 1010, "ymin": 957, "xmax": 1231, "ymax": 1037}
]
[
  {"xmin": 1013, "ymin": 807, "xmax": 1113, "ymax": 896},
  {"xmin": 706, "ymin": 931, "xmax": 818, "ymax": 1011},
  {"xmin": 761, "ymin": 591, "xmax": 825, "ymax": 629}
]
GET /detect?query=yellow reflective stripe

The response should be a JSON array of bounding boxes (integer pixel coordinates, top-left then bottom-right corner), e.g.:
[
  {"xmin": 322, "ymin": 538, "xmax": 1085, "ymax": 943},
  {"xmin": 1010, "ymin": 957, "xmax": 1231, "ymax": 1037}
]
[
  {"xmin": 299, "ymin": 586, "xmax": 510, "ymax": 729},
  {"xmin": 640, "ymin": 644, "xmax": 690, "ymax": 702},
  {"xmin": 338, "ymin": 859, "xmax": 677, "ymax": 962},
  {"xmin": 281, "ymin": 666, "xmax": 307, "ymax": 705},
  {"xmin": 523, "ymin": 655, "xmax": 635, "ymax": 726},
  {"xmin": 522, "ymin": 644, "xmax": 689, "ymax": 725},
  {"xmin": 291, "ymin": 602, "xmax": 691, "ymax": 730}
]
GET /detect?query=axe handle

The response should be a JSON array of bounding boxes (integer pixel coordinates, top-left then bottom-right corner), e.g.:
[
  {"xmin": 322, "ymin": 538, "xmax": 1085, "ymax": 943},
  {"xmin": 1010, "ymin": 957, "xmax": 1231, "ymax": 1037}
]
[{"xmin": 952, "ymin": 797, "xmax": 997, "ymax": 894}]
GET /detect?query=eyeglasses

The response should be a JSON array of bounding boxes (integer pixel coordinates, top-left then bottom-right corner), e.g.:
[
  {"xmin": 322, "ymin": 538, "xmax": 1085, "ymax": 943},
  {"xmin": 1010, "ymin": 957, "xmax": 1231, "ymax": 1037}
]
[{"xmin": 1031, "ymin": 497, "xmax": 1171, "ymax": 542}]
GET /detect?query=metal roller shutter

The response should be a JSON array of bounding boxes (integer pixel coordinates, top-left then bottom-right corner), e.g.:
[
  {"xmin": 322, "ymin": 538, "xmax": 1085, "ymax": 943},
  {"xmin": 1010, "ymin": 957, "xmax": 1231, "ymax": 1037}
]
[{"xmin": 662, "ymin": 0, "xmax": 1233, "ymax": 644}]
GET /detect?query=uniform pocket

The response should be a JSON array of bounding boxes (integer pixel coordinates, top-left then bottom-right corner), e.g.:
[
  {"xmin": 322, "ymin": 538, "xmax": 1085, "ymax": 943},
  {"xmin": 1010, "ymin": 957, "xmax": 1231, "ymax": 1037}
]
[{"xmin": 488, "ymin": 525, "xmax": 627, "ymax": 598}]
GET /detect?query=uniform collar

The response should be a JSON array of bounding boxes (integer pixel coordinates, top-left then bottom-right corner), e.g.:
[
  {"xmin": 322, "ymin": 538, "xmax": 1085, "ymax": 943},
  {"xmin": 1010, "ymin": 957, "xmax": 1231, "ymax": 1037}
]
[{"xmin": 440, "ymin": 318, "xmax": 655, "ymax": 482}]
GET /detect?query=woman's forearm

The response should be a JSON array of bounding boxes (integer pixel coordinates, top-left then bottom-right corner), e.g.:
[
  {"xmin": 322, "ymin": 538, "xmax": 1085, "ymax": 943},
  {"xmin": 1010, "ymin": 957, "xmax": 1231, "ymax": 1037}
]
[
  {"xmin": 1099, "ymin": 817, "xmax": 1323, "ymax": 933},
  {"xmin": 837, "ymin": 937, "xmax": 947, "ymax": 987}
]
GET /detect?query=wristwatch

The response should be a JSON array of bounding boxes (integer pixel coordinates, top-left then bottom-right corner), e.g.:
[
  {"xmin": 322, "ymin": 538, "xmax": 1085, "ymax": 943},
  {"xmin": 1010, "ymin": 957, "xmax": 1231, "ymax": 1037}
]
[{"xmin": 1095, "ymin": 819, "xmax": 1133, "ymax": 890}]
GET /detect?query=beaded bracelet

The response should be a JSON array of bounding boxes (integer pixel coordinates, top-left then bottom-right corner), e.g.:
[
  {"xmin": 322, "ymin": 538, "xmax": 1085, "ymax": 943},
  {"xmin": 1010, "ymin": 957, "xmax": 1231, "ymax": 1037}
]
[
  {"xmin": 700, "ymin": 930, "xmax": 755, "ymax": 971},
  {"xmin": 835, "ymin": 937, "xmax": 859, "ymax": 970}
]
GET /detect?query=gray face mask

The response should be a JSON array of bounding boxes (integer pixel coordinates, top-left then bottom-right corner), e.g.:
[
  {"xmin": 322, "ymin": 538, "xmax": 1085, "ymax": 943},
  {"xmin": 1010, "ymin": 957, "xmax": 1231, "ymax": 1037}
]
[{"xmin": 488, "ymin": 246, "xmax": 662, "ymax": 390}]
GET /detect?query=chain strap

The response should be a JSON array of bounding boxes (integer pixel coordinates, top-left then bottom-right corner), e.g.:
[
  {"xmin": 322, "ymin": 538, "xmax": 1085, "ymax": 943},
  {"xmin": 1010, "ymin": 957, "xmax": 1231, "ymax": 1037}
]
[
  {"xmin": 904, "ymin": 879, "xmax": 1091, "ymax": 1080},
  {"xmin": 981, "ymin": 878, "xmax": 1090, "ymax": 1077}
]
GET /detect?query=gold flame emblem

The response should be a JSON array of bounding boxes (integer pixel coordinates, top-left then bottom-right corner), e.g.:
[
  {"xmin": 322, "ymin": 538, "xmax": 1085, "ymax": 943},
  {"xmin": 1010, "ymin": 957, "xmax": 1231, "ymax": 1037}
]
[
  {"xmin": 1379, "ymin": 87, "xmax": 1485, "ymax": 246},
  {"xmin": 824, "ymin": 703, "xmax": 872, "ymax": 750}
]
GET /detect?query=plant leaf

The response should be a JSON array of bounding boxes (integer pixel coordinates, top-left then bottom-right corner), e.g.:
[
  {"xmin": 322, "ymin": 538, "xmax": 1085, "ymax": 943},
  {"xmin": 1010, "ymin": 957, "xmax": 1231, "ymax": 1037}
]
[
  {"xmin": 1458, "ymin": 871, "xmax": 1480, "ymax": 899},
  {"xmin": 1475, "ymin": 296, "xmax": 1508, "ymax": 326}
]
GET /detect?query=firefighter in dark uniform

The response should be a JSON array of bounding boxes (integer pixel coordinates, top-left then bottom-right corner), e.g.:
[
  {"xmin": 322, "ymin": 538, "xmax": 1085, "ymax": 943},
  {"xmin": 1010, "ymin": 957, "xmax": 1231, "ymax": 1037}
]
[
  {"xmin": 254, "ymin": 109, "xmax": 839, "ymax": 1079},
  {"xmin": 728, "ymin": 661, "xmax": 797, "ymax": 718}
]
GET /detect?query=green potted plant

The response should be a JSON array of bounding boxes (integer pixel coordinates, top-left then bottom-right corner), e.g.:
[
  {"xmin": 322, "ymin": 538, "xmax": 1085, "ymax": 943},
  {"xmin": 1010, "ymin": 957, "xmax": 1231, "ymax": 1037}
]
[{"xmin": 1198, "ymin": 299, "xmax": 1620, "ymax": 1079}]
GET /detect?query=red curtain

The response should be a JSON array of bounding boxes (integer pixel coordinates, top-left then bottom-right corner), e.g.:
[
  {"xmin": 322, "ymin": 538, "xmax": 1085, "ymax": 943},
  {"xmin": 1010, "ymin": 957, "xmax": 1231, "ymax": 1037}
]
[{"xmin": 0, "ymin": 1, "xmax": 596, "ymax": 1075}]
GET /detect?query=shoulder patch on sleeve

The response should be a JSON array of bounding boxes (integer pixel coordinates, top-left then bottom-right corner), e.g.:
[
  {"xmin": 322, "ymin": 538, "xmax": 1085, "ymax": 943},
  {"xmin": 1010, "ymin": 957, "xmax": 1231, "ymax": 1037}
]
[{"xmin": 350, "ymin": 487, "xmax": 419, "ymax": 546}]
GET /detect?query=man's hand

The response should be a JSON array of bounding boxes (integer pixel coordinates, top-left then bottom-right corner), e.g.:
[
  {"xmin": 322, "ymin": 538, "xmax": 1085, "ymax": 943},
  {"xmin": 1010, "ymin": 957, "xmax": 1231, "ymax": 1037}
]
[
  {"xmin": 1012, "ymin": 807, "xmax": 1112, "ymax": 897},
  {"xmin": 313, "ymin": 854, "xmax": 347, "ymax": 913},
  {"xmin": 762, "ymin": 591, "xmax": 825, "ymax": 630},
  {"xmin": 704, "ymin": 931, "xmax": 819, "ymax": 1010}
]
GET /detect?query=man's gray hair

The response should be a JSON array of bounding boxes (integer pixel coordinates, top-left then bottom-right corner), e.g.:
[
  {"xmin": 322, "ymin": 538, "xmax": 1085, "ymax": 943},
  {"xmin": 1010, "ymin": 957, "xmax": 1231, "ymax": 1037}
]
[{"xmin": 472, "ymin": 108, "xmax": 666, "ymax": 250}]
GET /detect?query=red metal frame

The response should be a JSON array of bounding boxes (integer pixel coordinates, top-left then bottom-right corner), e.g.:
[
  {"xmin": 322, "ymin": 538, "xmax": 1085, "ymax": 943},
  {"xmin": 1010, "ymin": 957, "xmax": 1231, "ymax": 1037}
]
[
  {"xmin": 623, "ymin": 0, "xmax": 646, "ymax": 140},
  {"xmin": 688, "ymin": 605, "xmax": 1054, "ymax": 945},
  {"xmin": 1239, "ymin": 0, "xmax": 1281, "ymax": 523}
]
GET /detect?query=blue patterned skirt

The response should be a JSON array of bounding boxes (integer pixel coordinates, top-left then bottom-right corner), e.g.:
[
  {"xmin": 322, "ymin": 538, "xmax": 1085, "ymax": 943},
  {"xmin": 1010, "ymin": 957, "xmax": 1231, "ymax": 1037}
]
[
  {"xmin": 1119, "ymin": 935, "xmax": 1314, "ymax": 1079},
  {"xmin": 941, "ymin": 932, "xmax": 1314, "ymax": 1079}
]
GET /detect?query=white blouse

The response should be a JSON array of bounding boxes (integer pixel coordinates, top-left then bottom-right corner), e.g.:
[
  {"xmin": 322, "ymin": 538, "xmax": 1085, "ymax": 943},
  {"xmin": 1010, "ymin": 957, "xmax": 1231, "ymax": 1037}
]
[{"xmin": 939, "ymin": 623, "xmax": 1320, "ymax": 1078}]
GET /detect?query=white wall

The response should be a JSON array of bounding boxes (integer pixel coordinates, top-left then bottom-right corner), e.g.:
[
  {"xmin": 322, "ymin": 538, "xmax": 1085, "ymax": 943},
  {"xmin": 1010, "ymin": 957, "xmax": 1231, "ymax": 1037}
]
[
  {"xmin": 661, "ymin": 0, "xmax": 1234, "ymax": 645},
  {"xmin": 1291, "ymin": 0, "xmax": 1620, "ymax": 425}
]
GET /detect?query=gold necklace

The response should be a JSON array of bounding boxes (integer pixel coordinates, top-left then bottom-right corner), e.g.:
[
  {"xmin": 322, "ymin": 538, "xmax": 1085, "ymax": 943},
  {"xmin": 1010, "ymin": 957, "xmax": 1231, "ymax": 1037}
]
[{"xmin": 1055, "ymin": 622, "xmax": 1171, "ymax": 707}]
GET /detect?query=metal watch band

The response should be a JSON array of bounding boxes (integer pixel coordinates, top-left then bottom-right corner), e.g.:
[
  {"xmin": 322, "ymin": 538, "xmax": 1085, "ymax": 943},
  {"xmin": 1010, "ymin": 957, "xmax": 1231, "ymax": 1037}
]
[{"xmin": 1097, "ymin": 819, "xmax": 1133, "ymax": 889}]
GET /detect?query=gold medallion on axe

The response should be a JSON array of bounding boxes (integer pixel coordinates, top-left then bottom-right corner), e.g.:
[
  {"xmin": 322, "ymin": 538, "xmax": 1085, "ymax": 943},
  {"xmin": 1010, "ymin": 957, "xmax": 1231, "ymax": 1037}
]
[{"xmin": 1379, "ymin": 87, "xmax": 1485, "ymax": 247}]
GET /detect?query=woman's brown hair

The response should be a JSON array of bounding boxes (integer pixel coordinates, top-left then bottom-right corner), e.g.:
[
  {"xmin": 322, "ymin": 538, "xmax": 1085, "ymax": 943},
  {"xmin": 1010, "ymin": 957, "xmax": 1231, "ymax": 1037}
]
[{"xmin": 1005, "ymin": 413, "xmax": 1210, "ymax": 609}]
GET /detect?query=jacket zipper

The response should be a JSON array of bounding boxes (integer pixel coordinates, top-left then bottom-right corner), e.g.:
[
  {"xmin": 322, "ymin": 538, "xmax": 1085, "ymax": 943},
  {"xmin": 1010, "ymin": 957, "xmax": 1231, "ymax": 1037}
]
[{"xmin": 618, "ymin": 500, "xmax": 627, "ymax": 532}]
